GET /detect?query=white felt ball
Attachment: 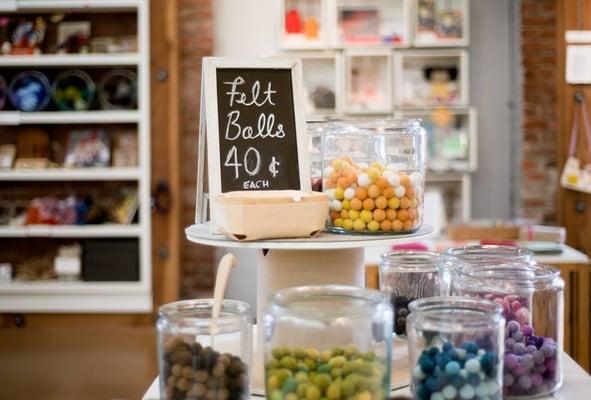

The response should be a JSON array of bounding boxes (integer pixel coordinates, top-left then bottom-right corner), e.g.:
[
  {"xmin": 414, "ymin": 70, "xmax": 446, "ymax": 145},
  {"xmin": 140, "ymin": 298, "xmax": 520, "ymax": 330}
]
[
  {"xmin": 388, "ymin": 174, "xmax": 401, "ymax": 187},
  {"xmin": 330, "ymin": 200, "xmax": 342, "ymax": 212},
  {"xmin": 357, "ymin": 173, "xmax": 371, "ymax": 188},
  {"xmin": 394, "ymin": 185, "xmax": 406, "ymax": 198},
  {"xmin": 323, "ymin": 166, "xmax": 334, "ymax": 178},
  {"xmin": 327, "ymin": 189, "xmax": 336, "ymax": 201},
  {"xmin": 410, "ymin": 171, "xmax": 423, "ymax": 186},
  {"xmin": 344, "ymin": 187, "xmax": 356, "ymax": 200}
]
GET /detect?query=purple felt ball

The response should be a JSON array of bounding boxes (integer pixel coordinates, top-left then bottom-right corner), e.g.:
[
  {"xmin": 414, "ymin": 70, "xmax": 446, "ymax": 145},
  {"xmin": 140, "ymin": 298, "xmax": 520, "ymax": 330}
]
[
  {"xmin": 545, "ymin": 358, "xmax": 556, "ymax": 373},
  {"xmin": 531, "ymin": 373, "xmax": 543, "ymax": 386},
  {"xmin": 514, "ymin": 343, "xmax": 526, "ymax": 355},
  {"xmin": 526, "ymin": 345, "xmax": 537, "ymax": 354},
  {"xmin": 514, "ymin": 365, "xmax": 527, "ymax": 376},
  {"xmin": 521, "ymin": 354, "xmax": 535, "ymax": 370},
  {"xmin": 503, "ymin": 373, "xmax": 515, "ymax": 387},
  {"xmin": 541, "ymin": 343, "xmax": 555, "ymax": 358},
  {"xmin": 533, "ymin": 350, "xmax": 545, "ymax": 365},
  {"xmin": 505, "ymin": 338, "xmax": 516, "ymax": 349},
  {"xmin": 507, "ymin": 320, "xmax": 520, "ymax": 333},
  {"xmin": 504, "ymin": 353, "xmax": 519, "ymax": 369},
  {"xmin": 533, "ymin": 364, "xmax": 546, "ymax": 374},
  {"xmin": 522, "ymin": 325, "xmax": 533, "ymax": 336},
  {"xmin": 536, "ymin": 337, "xmax": 545, "ymax": 347},
  {"xmin": 518, "ymin": 375, "xmax": 532, "ymax": 390},
  {"xmin": 513, "ymin": 331, "xmax": 524, "ymax": 342}
]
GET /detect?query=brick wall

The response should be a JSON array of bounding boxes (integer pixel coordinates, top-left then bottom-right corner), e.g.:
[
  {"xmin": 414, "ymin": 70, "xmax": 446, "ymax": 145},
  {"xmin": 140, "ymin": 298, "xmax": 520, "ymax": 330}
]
[
  {"xmin": 520, "ymin": 0, "xmax": 558, "ymax": 223},
  {"xmin": 179, "ymin": 0, "xmax": 215, "ymax": 298}
]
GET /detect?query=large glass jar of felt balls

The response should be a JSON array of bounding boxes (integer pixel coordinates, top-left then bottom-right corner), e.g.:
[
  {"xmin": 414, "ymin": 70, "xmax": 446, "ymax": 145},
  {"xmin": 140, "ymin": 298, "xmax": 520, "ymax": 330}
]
[
  {"xmin": 379, "ymin": 251, "xmax": 441, "ymax": 336},
  {"xmin": 263, "ymin": 285, "xmax": 393, "ymax": 400},
  {"xmin": 156, "ymin": 299, "xmax": 252, "ymax": 400},
  {"xmin": 322, "ymin": 119, "xmax": 426, "ymax": 234},
  {"xmin": 407, "ymin": 297, "xmax": 505, "ymax": 400},
  {"xmin": 451, "ymin": 263, "xmax": 564, "ymax": 398},
  {"xmin": 440, "ymin": 245, "xmax": 535, "ymax": 296}
]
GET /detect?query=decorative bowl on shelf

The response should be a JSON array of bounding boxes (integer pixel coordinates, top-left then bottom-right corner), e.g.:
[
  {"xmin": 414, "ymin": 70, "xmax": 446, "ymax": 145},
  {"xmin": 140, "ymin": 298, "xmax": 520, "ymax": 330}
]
[
  {"xmin": 8, "ymin": 70, "xmax": 51, "ymax": 112},
  {"xmin": 98, "ymin": 69, "xmax": 137, "ymax": 110},
  {"xmin": 52, "ymin": 69, "xmax": 96, "ymax": 111}
]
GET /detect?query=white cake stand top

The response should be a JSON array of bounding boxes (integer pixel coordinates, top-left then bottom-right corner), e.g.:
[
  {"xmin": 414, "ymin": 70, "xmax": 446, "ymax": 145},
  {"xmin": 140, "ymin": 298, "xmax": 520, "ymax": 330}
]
[{"xmin": 185, "ymin": 223, "xmax": 433, "ymax": 250}]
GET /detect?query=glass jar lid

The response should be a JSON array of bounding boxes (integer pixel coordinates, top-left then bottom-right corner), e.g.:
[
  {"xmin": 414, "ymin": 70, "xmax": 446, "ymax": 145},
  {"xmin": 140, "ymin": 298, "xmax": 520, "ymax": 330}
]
[
  {"xmin": 267, "ymin": 285, "xmax": 389, "ymax": 321},
  {"xmin": 379, "ymin": 251, "xmax": 440, "ymax": 272},
  {"xmin": 453, "ymin": 262, "xmax": 562, "ymax": 291},
  {"xmin": 443, "ymin": 245, "xmax": 534, "ymax": 266},
  {"xmin": 408, "ymin": 296, "xmax": 504, "ymax": 329},
  {"xmin": 158, "ymin": 298, "xmax": 251, "ymax": 332}
]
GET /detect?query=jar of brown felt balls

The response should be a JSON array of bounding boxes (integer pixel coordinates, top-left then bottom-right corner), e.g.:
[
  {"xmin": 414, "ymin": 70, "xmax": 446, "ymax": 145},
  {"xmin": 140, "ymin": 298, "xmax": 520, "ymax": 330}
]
[
  {"xmin": 157, "ymin": 299, "xmax": 252, "ymax": 400},
  {"xmin": 322, "ymin": 119, "xmax": 426, "ymax": 234}
]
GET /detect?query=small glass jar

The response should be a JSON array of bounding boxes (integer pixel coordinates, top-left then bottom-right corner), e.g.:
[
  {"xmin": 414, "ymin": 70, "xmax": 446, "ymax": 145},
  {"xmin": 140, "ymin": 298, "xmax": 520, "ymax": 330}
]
[
  {"xmin": 440, "ymin": 245, "xmax": 535, "ymax": 296},
  {"xmin": 157, "ymin": 299, "xmax": 252, "ymax": 400},
  {"xmin": 322, "ymin": 119, "xmax": 426, "ymax": 234},
  {"xmin": 451, "ymin": 263, "xmax": 564, "ymax": 398},
  {"xmin": 264, "ymin": 285, "xmax": 393, "ymax": 400},
  {"xmin": 407, "ymin": 297, "xmax": 505, "ymax": 400},
  {"xmin": 307, "ymin": 120, "xmax": 329, "ymax": 192},
  {"xmin": 379, "ymin": 251, "xmax": 441, "ymax": 336}
]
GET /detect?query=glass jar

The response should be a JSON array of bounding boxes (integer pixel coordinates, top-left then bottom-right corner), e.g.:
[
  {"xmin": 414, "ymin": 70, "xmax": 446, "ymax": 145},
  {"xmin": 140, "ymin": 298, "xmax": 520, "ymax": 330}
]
[
  {"xmin": 407, "ymin": 297, "xmax": 505, "ymax": 400},
  {"xmin": 440, "ymin": 245, "xmax": 535, "ymax": 296},
  {"xmin": 264, "ymin": 285, "xmax": 393, "ymax": 400},
  {"xmin": 451, "ymin": 263, "xmax": 564, "ymax": 398},
  {"xmin": 157, "ymin": 299, "xmax": 252, "ymax": 400},
  {"xmin": 307, "ymin": 120, "xmax": 329, "ymax": 192},
  {"xmin": 379, "ymin": 251, "xmax": 441, "ymax": 336},
  {"xmin": 322, "ymin": 119, "xmax": 426, "ymax": 234}
]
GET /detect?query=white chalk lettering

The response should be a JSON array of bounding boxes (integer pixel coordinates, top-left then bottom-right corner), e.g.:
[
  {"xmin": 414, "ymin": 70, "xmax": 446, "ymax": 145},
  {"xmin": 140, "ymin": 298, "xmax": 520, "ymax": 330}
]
[
  {"xmin": 223, "ymin": 76, "xmax": 277, "ymax": 107},
  {"xmin": 243, "ymin": 180, "xmax": 270, "ymax": 189},
  {"xmin": 224, "ymin": 76, "xmax": 245, "ymax": 107}
]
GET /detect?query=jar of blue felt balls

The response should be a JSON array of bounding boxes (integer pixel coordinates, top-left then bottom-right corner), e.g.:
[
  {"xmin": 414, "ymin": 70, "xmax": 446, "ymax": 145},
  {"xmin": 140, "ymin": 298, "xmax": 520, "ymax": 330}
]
[
  {"xmin": 407, "ymin": 297, "xmax": 505, "ymax": 400},
  {"xmin": 451, "ymin": 263, "xmax": 564, "ymax": 398},
  {"xmin": 8, "ymin": 70, "xmax": 51, "ymax": 112},
  {"xmin": 379, "ymin": 251, "xmax": 441, "ymax": 336},
  {"xmin": 440, "ymin": 245, "xmax": 534, "ymax": 296}
]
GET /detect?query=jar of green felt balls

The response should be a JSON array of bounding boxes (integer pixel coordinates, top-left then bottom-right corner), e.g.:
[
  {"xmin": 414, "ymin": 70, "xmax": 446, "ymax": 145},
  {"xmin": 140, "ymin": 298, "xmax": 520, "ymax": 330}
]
[
  {"xmin": 156, "ymin": 299, "xmax": 252, "ymax": 400},
  {"xmin": 406, "ymin": 297, "xmax": 505, "ymax": 400},
  {"xmin": 264, "ymin": 285, "xmax": 394, "ymax": 400}
]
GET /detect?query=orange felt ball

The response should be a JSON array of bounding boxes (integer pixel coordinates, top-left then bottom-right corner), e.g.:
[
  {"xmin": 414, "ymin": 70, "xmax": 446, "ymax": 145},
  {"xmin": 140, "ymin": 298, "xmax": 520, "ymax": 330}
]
[
  {"xmin": 355, "ymin": 187, "xmax": 368, "ymax": 200},
  {"xmin": 397, "ymin": 209, "xmax": 409, "ymax": 222},
  {"xmin": 340, "ymin": 209, "xmax": 349, "ymax": 219},
  {"xmin": 330, "ymin": 171, "xmax": 340, "ymax": 181},
  {"xmin": 403, "ymin": 220, "xmax": 413, "ymax": 231},
  {"xmin": 406, "ymin": 187, "xmax": 415, "ymax": 198},
  {"xmin": 386, "ymin": 209, "xmax": 397, "ymax": 221},
  {"xmin": 400, "ymin": 197, "xmax": 411, "ymax": 209},
  {"xmin": 376, "ymin": 177, "xmax": 389, "ymax": 190},
  {"xmin": 373, "ymin": 208, "xmax": 386, "ymax": 222},
  {"xmin": 325, "ymin": 179, "xmax": 336, "ymax": 189},
  {"xmin": 408, "ymin": 208, "xmax": 417, "ymax": 220},
  {"xmin": 363, "ymin": 198, "xmax": 375, "ymax": 211},
  {"xmin": 330, "ymin": 211, "xmax": 340, "ymax": 220},
  {"xmin": 398, "ymin": 172, "xmax": 410, "ymax": 187},
  {"xmin": 337, "ymin": 177, "xmax": 349, "ymax": 189},
  {"xmin": 380, "ymin": 220, "xmax": 392, "ymax": 232},
  {"xmin": 375, "ymin": 196, "xmax": 388, "ymax": 209},
  {"xmin": 368, "ymin": 184, "xmax": 381, "ymax": 199},
  {"xmin": 346, "ymin": 171, "xmax": 358, "ymax": 186},
  {"xmin": 392, "ymin": 219, "xmax": 403, "ymax": 232},
  {"xmin": 382, "ymin": 187, "xmax": 395, "ymax": 199},
  {"xmin": 350, "ymin": 198, "xmax": 363, "ymax": 210}
]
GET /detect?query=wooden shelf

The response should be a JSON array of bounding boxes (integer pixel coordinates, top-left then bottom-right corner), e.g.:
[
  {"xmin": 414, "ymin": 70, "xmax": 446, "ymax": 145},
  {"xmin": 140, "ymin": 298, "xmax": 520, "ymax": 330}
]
[
  {"xmin": 0, "ymin": 224, "xmax": 142, "ymax": 238},
  {"xmin": 0, "ymin": 168, "xmax": 140, "ymax": 181},
  {"xmin": 0, "ymin": 110, "xmax": 140, "ymax": 125},
  {"xmin": 0, "ymin": 53, "xmax": 140, "ymax": 67},
  {"xmin": 1, "ymin": 0, "xmax": 141, "ymax": 12}
]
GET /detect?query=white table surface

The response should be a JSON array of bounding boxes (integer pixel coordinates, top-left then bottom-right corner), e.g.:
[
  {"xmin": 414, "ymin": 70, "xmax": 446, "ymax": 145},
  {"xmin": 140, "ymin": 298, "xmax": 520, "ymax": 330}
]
[
  {"xmin": 365, "ymin": 241, "xmax": 589, "ymax": 266},
  {"xmin": 142, "ymin": 351, "xmax": 591, "ymax": 400}
]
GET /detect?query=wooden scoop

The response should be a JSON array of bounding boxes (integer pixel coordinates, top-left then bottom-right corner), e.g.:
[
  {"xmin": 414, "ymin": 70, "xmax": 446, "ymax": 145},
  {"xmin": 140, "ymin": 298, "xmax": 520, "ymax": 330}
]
[{"xmin": 210, "ymin": 253, "xmax": 237, "ymax": 343}]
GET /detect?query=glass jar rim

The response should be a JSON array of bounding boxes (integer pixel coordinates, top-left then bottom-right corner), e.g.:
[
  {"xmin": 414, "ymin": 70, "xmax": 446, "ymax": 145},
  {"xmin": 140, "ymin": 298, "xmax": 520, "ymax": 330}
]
[
  {"xmin": 268, "ymin": 285, "xmax": 388, "ymax": 317},
  {"xmin": 454, "ymin": 262, "xmax": 560, "ymax": 285},
  {"xmin": 443, "ymin": 245, "xmax": 534, "ymax": 264},
  {"xmin": 158, "ymin": 298, "xmax": 251, "ymax": 324},
  {"xmin": 328, "ymin": 118, "xmax": 423, "ymax": 135},
  {"xmin": 379, "ymin": 251, "xmax": 440, "ymax": 272},
  {"xmin": 408, "ymin": 296, "xmax": 504, "ymax": 326}
]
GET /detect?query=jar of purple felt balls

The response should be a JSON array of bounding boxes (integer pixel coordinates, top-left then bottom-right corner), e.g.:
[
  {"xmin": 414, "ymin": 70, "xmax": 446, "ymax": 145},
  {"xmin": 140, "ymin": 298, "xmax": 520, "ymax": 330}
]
[
  {"xmin": 452, "ymin": 263, "xmax": 564, "ymax": 398},
  {"xmin": 379, "ymin": 251, "xmax": 441, "ymax": 336},
  {"xmin": 407, "ymin": 297, "xmax": 505, "ymax": 400}
]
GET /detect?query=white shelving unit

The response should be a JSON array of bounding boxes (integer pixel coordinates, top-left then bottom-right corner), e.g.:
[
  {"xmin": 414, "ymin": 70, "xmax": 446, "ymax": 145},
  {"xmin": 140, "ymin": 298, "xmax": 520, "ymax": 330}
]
[
  {"xmin": 413, "ymin": 0, "xmax": 470, "ymax": 47},
  {"xmin": 278, "ymin": 0, "xmax": 331, "ymax": 50},
  {"xmin": 0, "ymin": 1, "xmax": 152, "ymax": 313},
  {"xmin": 344, "ymin": 48, "xmax": 392, "ymax": 114}
]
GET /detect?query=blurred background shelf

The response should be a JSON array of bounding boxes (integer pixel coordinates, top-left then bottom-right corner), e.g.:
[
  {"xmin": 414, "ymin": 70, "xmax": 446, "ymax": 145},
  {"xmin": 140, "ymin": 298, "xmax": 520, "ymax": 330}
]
[
  {"xmin": 0, "ymin": 168, "xmax": 141, "ymax": 181},
  {"xmin": 0, "ymin": 53, "xmax": 140, "ymax": 67},
  {"xmin": 0, "ymin": 111, "xmax": 140, "ymax": 125},
  {"xmin": 0, "ymin": 224, "xmax": 142, "ymax": 238}
]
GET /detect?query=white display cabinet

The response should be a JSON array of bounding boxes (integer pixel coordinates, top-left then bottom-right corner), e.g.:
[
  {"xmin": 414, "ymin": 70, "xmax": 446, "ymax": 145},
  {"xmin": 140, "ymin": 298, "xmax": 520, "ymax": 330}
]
[
  {"xmin": 294, "ymin": 51, "xmax": 344, "ymax": 117},
  {"xmin": 334, "ymin": 0, "xmax": 411, "ymax": 48},
  {"xmin": 344, "ymin": 49, "xmax": 392, "ymax": 114},
  {"xmin": 395, "ymin": 107, "xmax": 477, "ymax": 172},
  {"xmin": 413, "ymin": 0, "xmax": 470, "ymax": 47},
  {"xmin": 278, "ymin": 0, "xmax": 329, "ymax": 49},
  {"xmin": 426, "ymin": 172, "xmax": 471, "ymax": 221},
  {"xmin": 393, "ymin": 49, "xmax": 468, "ymax": 107}
]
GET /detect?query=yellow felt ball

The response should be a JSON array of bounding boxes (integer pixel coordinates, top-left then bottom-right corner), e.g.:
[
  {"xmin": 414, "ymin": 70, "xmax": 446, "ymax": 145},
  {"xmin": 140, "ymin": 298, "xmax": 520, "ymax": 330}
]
[
  {"xmin": 335, "ymin": 187, "xmax": 345, "ymax": 200},
  {"xmin": 353, "ymin": 219, "xmax": 366, "ymax": 231},
  {"xmin": 342, "ymin": 199, "xmax": 351, "ymax": 210},
  {"xmin": 333, "ymin": 218, "xmax": 344, "ymax": 228},
  {"xmin": 342, "ymin": 218, "xmax": 354, "ymax": 230},
  {"xmin": 366, "ymin": 167, "xmax": 380, "ymax": 182},
  {"xmin": 388, "ymin": 197, "xmax": 400, "ymax": 210},
  {"xmin": 360, "ymin": 210, "xmax": 373, "ymax": 223},
  {"xmin": 348, "ymin": 209, "xmax": 360, "ymax": 220},
  {"xmin": 332, "ymin": 159, "xmax": 344, "ymax": 171},
  {"xmin": 367, "ymin": 220, "xmax": 380, "ymax": 232},
  {"xmin": 370, "ymin": 162, "xmax": 384, "ymax": 171}
]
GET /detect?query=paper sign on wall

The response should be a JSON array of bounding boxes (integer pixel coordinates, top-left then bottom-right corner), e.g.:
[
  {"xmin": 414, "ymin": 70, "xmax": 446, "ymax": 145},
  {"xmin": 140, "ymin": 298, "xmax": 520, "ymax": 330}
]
[{"xmin": 566, "ymin": 45, "xmax": 591, "ymax": 84}]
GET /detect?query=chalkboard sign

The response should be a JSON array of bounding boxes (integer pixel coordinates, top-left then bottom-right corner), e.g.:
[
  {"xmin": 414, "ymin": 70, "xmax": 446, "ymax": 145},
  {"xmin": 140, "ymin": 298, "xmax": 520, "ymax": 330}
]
[{"xmin": 198, "ymin": 58, "xmax": 310, "ymax": 223}]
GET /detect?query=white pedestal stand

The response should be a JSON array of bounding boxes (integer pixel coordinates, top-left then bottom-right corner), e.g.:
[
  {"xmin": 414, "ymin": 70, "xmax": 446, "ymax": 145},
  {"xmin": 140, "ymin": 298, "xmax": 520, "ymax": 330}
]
[{"xmin": 185, "ymin": 223, "xmax": 433, "ymax": 395}]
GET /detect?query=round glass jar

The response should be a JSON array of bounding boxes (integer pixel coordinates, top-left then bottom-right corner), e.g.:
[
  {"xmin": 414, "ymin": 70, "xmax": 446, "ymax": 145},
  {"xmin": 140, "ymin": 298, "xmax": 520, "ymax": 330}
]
[
  {"xmin": 451, "ymin": 263, "xmax": 564, "ymax": 398},
  {"xmin": 264, "ymin": 285, "xmax": 393, "ymax": 400},
  {"xmin": 407, "ymin": 297, "xmax": 505, "ymax": 400},
  {"xmin": 157, "ymin": 299, "xmax": 252, "ymax": 400},
  {"xmin": 440, "ymin": 245, "xmax": 535, "ymax": 296},
  {"xmin": 379, "ymin": 251, "xmax": 441, "ymax": 336},
  {"xmin": 322, "ymin": 119, "xmax": 426, "ymax": 234}
]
